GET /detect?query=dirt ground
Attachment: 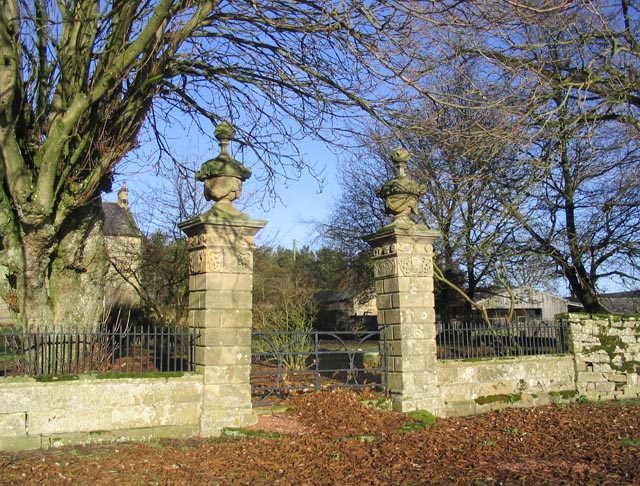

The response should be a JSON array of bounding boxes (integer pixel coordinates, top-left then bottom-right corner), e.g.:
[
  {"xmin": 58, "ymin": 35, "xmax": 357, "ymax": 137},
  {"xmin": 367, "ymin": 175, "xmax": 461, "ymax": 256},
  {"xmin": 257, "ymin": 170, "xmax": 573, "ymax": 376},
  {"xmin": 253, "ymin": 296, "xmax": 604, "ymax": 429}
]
[{"xmin": 1, "ymin": 390, "xmax": 639, "ymax": 485}]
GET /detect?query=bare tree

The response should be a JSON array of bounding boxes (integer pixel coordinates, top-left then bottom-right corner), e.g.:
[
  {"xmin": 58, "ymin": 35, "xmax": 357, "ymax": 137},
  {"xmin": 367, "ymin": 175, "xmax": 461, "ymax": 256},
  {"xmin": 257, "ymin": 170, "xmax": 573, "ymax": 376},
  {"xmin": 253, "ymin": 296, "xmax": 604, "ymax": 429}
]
[
  {"xmin": 0, "ymin": 1, "xmax": 419, "ymax": 329},
  {"xmin": 383, "ymin": 1, "xmax": 640, "ymax": 311},
  {"xmin": 325, "ymin": 97, "xmax": 529, "ymax": 321},
  {"xmin": 459, "ymin": 2, "xmax": 640, "ymax": 311}
]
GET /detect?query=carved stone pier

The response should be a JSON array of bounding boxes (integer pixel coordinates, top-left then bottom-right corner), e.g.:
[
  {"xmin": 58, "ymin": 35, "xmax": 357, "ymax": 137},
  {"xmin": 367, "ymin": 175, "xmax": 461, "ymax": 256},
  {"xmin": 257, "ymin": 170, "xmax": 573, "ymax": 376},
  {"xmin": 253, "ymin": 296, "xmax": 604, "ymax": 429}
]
[
  {"xmin": 180, "ymin": 217, "xmax": 265, "ymax": 435},
  {"xmin": 179, "ymin": 121, "xmax": 265, "ymax": 436},
  {"xmin": 366, "ymin": 225, "xmax": 440, "ymax": 412},
  {"xmin": 366, "ymin": 147, "xmax": 440, "ymax": 412}
]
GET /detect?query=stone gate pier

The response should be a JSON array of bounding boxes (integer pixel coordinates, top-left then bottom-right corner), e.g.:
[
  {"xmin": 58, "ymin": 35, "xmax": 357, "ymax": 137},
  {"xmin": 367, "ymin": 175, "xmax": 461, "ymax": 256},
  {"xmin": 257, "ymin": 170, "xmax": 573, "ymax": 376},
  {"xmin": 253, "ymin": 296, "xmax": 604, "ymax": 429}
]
[
  {"xmin": 366, "ymin": 147, "xmax": 440, "ymax": 412},
  {"xmin": 179, "ymin": 122, "xmax": 265, "ymax": 436}
]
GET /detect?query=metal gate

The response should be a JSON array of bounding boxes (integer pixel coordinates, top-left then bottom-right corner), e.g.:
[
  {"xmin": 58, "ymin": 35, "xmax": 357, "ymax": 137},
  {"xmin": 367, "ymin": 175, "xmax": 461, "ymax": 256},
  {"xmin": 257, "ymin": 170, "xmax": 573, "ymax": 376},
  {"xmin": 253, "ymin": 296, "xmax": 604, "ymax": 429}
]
[{"xmin": 251, "ymin": 328, "xmax": 388, "ymax": 406}]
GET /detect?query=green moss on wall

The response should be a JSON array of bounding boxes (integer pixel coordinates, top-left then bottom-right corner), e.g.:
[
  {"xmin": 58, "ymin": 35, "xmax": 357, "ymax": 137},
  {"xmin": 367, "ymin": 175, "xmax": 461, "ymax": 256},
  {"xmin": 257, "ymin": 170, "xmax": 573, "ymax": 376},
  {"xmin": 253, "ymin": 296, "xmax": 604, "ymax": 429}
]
[
  {"xmin": 34, "ymin": 375, "xmax": 80, "ymax": 383},
  {"xmin": 566, "ymin": 313, "xmax": 640, "ymax": 320},
  {"xmin": 474, "ymin": 393, "xmax": 522, "ymax": 405},
  {"xmin": 597, "ymin": 330, "xmax": 627, "ymax": 359},
  {"xmin": 95, "ymin": 371, "xmax": 186, "ymax": 380},
  {"xmin": 585, "ymin": 328, "xmax": 640, "ymax": 374},
  {"xmin": 407, "ymin": 410, "xmax": 437, "ymax": 427},
  {"xmin": 549, "ymin": 390, "xmax": 579, "ymax": 400}
]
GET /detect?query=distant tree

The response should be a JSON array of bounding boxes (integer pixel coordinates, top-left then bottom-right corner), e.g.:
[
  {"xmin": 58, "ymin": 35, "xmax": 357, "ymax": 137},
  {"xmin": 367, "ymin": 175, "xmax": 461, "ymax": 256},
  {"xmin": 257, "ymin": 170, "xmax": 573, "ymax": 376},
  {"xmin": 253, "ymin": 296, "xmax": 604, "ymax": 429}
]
[
  {"xmin": 139, "ymin": 233, "xmax": 190, "ymax": 326},
  {"xmin": 253, "ymin": 246, "xmax": 316, "ymax": 328},
  {"xmin": 324, "ymin": 96, "xmax": 527, "ymax": 320},
  {"xmin": 323, "ymin": 2, "xmax": 640, "ymax": 312},
  {"xmin": 310, "ymin": 247, "xmax": 352, "ymax": 291}
]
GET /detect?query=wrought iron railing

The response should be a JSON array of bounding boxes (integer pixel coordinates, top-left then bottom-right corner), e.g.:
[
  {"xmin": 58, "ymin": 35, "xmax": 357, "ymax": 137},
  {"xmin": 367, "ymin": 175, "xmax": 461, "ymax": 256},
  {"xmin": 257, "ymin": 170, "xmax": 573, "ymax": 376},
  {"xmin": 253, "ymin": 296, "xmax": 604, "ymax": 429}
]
[
  {"xmin": 436, "ymin": 320, "xmax": 570, "ymax": 360},
  {"xmin": 251, "ymin": 328, "xmax": 388, "ymax": 406},
  {"xmin": 0, "ymin": 325, "xmax": 198, "ymax": 377}
]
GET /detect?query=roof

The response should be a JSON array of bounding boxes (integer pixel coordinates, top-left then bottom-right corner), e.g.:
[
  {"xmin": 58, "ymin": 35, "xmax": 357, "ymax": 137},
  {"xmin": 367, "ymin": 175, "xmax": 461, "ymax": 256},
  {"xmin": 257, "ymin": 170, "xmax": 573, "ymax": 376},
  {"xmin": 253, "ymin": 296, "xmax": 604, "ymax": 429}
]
[
  {"xmin": 598, "ymin": 291, "xmax": 640, "ymax": 314},
  {"xmin": 102, "ymin": 202, "xmax": 142, "ymax": 237},
  {"xmin": 314, "ymin": 288, "xmax": 376, "ymax": 307},
  {"xmin": 475, "ymin": 286, "xmax": 568, "ymax": 309}
]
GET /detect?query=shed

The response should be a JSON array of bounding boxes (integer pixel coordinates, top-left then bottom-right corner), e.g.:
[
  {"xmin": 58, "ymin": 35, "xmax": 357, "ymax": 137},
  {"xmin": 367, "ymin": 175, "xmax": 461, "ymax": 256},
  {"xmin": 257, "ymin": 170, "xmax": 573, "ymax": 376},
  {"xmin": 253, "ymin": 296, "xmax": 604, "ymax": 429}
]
[{"xmin": 473, "ymin": 286, "xmax": 569, "ymax": 324}]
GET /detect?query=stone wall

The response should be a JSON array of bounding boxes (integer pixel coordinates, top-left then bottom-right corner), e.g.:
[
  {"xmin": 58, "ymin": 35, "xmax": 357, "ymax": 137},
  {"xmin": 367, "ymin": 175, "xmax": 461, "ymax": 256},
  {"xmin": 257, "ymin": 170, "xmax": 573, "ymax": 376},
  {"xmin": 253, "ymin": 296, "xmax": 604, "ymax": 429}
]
[
  {"xmin": 0, "ymin": 375, "xmax": 202, "ymax": 451},
  {"xmin": 431, "ymin": 314, "xmax": 640, "ymax": 416},
  {"xmin": 566, "ymin": 314, "xmax": 640, "ymax": 400},
  {"xmin": 3, "ymin": 313, "xmax": 638, "ymax": 451},
  {"xmin": 436, "ymin": 356, "xmax": 576, "ymax": 417}
]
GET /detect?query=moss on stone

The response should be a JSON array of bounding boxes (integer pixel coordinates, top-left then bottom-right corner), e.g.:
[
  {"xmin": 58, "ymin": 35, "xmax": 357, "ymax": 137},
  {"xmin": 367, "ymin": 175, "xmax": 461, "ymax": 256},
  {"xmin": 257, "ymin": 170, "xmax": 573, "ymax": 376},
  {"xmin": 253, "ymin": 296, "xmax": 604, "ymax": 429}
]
[
  {"xmin": 397, "ymin": 410, "xmax": 437, "ymax": 434},
  {"xmin": 222, "ymin": 428, "xmax": 282, "ymax": 439},
  {"xmin": 95, "ymin": 371, "xmax": 186, "ymax": 380},
  {"xmin": 360, "ymin": 398, "xmax": 393, "ymax": 411},
  {"xmin": 397, "ymin": 421, "xmax": 427, "ymax": 434},
  {"xmin": 617, "ymin": 360, "xmax": 640, "ymax": 374},
  {"xmin": 549, "ymin": 390, "xmax": 579, "ymax": 400},
  {"xmin": 566, "ymin": 312, "xmax": 640, "ymax": 320},
  {"xmin": 588, "ymin": 329, "xmax": 640, "ymax": 373},
  {"xmin": 407, "ymin": 410, "xmax": 437, "ymax": 427},
  {"xmin": 34, "ymin": 375, "xmax": 80, "ymax": 383},
  {"xmin": 474, "ymin": 393, "xmax": 522, "ymax": 405},
  {"xmin": 598, "ymin": 330, "xmax": 627, "ymax": 357}
]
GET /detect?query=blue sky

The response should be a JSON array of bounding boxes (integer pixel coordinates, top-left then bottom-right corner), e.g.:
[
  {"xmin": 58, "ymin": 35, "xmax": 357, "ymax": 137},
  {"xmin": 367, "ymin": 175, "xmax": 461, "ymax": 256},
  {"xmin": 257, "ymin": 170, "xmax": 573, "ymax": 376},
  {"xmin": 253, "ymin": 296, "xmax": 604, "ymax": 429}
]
[{"xmin": 103, "ymin": 136, "xmax": 341, "ymax": 250}]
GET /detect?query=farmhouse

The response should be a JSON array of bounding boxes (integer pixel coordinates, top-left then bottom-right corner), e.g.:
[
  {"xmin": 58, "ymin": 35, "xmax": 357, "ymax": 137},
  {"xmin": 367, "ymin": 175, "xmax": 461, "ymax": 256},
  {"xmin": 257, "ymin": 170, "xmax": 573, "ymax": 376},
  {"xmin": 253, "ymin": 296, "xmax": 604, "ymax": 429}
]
[
  {"xmin": 316, "ymin": 285, "xmax": 574, "ymax": 329},
  {"xmin": 314, "ymin": 288, "xmax": 377, "ymax": 331},
  {"xmin": 598, "ymin": 291, "xmax": 640, "ymax": 314}
]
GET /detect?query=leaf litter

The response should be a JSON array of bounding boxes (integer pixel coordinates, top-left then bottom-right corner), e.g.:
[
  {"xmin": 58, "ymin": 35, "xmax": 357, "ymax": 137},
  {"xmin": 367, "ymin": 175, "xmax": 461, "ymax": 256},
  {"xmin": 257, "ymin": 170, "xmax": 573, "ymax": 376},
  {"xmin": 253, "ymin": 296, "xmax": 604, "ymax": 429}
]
[{"xmin": 0, "ymin": 389, "xmax": 639, "ymax": 485}]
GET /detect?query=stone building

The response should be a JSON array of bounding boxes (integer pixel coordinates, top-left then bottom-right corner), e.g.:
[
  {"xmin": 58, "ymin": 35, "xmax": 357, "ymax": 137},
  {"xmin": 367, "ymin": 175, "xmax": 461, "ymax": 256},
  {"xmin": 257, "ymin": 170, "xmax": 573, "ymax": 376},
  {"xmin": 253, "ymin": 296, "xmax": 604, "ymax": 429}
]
[
  {"xmin": 101, "ymin": 183, "xmax": 144, "ymax": 310},
  {"xmin": 314, "ymin": 288, "xmax": 377, "ymax": 331},
  {"xmin": 598, "ymin": 291, "xmax": 640, "ymax": 314}
]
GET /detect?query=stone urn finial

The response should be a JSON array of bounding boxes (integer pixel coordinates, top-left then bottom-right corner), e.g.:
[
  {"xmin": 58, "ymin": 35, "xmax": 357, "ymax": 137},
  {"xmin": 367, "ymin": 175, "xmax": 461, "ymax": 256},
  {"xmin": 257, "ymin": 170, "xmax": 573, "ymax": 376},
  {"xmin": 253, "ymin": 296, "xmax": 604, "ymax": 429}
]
[
  {"xmin": 376, "ymin": 147, "xmax": 426, "ymax": 225},
  {"xmin": 195, "ymin": 121, "xmax": 252, "ymax": 219}
]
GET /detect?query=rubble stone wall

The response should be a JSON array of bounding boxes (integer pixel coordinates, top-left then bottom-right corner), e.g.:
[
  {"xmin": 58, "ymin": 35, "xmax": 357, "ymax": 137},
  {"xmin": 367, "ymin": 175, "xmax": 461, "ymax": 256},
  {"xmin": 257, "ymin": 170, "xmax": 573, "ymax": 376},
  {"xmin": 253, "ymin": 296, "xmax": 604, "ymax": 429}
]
[{"xmin": 566, "ymin": 314, "xmax": 640, "ymax": 400}]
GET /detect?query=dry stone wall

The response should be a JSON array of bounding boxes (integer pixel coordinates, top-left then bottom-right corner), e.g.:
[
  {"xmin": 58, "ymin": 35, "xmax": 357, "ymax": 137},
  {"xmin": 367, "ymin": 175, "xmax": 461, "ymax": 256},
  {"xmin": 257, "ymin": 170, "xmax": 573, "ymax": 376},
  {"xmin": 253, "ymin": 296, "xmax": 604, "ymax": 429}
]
[
  {"xmin": 566, "ymin": 314, "xmax": 640, "ymax": 400},
  {"xmin": 436, "ymin": 356, "xmax": 577, "ymax": 417}
]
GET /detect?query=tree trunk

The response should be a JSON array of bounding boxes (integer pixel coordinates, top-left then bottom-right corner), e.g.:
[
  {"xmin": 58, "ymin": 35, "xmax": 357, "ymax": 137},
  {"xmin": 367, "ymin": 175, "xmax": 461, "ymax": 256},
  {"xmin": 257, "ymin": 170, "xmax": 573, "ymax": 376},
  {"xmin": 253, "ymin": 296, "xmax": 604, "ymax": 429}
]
[
  {"xmin": 49, "ymin": 201, "xmax": 108, "ymax": 330},
  {"xmin": 558, "ymin": 136, "xmax": 608, "ymax": 315},
  {"xmin": 10, "ymin": 200, "xmax": 108, "ymax": 331},
  {"xmin": 564, "ymin": 266, "xmax": 608, "ymax": 314}
]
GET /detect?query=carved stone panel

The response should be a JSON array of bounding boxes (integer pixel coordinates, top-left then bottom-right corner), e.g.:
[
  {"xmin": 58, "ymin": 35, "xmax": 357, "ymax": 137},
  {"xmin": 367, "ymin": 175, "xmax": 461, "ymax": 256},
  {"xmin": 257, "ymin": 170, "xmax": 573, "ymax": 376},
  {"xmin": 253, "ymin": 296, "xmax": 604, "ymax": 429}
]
[
  {"xmin": 373, "ymin": 258, "xmax": 398, "ymax": 278},
  {"xmin": 372, "ymin": 243, "xmax": 397, "ymax": 258},
  {"xmin": 398, "ymin": 256, "xmax": 433, "ymax": 277},
  {"xmin": 189, "ymin": 250, "xmax": 206, "ymax": 274},
  {"xmin": 206, "ymin": 249, "xmax": 224, "ymax": 273},
  {"xmin": 189, "ymin": 247, "xmax": 253, "ymax": 274},
  {"xmin": 234, "ymin": 251, "xmax": 253, "ymax": 273},
  {"xmin": 187, "ymin": 233, "xmax": 222, "ymax": 248}
]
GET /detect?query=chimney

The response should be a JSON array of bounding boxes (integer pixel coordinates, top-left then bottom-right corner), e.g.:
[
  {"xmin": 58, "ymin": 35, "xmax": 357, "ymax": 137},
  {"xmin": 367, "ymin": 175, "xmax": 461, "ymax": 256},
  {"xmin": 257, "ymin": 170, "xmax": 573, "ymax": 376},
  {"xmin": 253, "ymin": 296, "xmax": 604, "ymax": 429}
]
[{"xmin": 117, "ymin": 182, "xmax": 129, "ymax": 209}]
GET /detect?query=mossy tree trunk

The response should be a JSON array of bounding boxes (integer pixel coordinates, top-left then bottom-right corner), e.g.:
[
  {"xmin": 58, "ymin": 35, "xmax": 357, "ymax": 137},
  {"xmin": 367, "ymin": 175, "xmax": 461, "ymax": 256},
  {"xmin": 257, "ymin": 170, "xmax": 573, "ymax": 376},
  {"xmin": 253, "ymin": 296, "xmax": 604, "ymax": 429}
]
[
  {"xmin": 2, "ymin": 200, "xmax": 107, "ymax": 331},
  {"xmin": 0, "ymin": 0, "xmax": 215, "ymax": 330}
]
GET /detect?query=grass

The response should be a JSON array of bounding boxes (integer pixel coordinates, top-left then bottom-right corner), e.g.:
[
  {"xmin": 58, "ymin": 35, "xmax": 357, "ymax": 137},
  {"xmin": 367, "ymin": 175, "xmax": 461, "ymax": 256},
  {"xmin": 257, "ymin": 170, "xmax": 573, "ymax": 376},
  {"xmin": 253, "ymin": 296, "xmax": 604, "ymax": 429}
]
[
  {"xmin": 318, "ymin": 340, "xmax": 380, "ymax": 352},
  {"xmin": 621, "ymin": 437, "xmax": 640, "ymax": 447},
  {"xmin": 222, "ymin": 428, "xmax": 283, "ymax": 439},
  {"xmin": 587, "ymin": 398, "xmax": 640, "ymax": 408}
]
